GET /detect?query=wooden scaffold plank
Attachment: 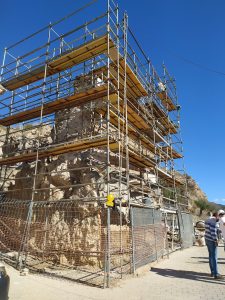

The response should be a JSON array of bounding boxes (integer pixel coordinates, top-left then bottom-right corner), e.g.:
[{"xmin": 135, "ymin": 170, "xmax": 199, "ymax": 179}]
[
  {"xmin": 0, "ymin": 84, "xmax": 114, "ymax": 126},
  {"xmin": 1, "ymin": 35, "xmax": 114, "ymax": 91}
]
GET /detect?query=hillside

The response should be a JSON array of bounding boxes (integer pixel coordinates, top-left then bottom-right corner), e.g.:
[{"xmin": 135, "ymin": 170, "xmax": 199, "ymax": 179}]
[
  {"xmin": 186, "ymin": 174, "xmax": 208, "ymax": 205},
  {"xmin": 183, "ymin": 174, "xmax": 225, "ymax": 221}
]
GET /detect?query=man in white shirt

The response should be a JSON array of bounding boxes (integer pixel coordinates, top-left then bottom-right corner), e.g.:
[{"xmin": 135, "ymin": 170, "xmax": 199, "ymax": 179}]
[{"xmin": 218, "ymin": 209, "xmax": 225, "ymax": 250}]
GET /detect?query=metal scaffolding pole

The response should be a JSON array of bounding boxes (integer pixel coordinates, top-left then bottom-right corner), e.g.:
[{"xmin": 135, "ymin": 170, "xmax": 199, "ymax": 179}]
[{"xmin": 18, "ymin": 24, "xmax": 52, "ymax": 269}]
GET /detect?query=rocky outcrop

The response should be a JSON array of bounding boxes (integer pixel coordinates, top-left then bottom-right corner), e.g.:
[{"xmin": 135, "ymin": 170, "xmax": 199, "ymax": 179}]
[
  {"xmin": 175, "ymin": 173, "xmax": 208, "ymax": 214},
  {"xmin": 186, "ymin": 175, "xmax": 207, "ymax": 203}
]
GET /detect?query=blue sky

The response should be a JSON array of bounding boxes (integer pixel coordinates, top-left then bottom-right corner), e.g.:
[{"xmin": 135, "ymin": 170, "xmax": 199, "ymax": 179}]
[{"xmin": 1, "ymin": 0, "xmax": 225, "ymax": 204}]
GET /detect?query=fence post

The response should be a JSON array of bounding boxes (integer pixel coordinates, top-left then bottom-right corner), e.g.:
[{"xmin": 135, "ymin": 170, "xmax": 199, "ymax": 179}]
[
  {"xmin": 130, "ymin": 206, "xmax": 135, "ymax": 274},
  {"xmin": 152, "ymin": 209, "xmax": 158, "ymax": 262},
  {"xmin": 177, "ymin": 208, "xmax": 184, "ymax": 249}
]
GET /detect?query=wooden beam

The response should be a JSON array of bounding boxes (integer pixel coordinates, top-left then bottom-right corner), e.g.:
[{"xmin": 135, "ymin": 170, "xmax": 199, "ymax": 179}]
[{"xmin": 157, "ymin": 91, "xmax": 177, "ymax": 111}]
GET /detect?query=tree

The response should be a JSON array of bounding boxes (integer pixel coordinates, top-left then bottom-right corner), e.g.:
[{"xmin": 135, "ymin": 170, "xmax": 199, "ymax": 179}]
[{"xmin": 194, "ymin": 199, "xmax": 210, "ymax": 216}]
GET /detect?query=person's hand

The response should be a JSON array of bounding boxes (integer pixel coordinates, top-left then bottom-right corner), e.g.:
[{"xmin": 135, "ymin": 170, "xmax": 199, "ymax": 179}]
[{"xmin": 215, "ymin": 240, "xmax": 219, "ymax": 246}]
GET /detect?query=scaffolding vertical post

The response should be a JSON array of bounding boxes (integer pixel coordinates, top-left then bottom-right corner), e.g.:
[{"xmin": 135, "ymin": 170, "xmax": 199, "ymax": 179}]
[
  {"xmin": 18, "ymin": 24, "xmax": 52, "ymax": 268},
  {"xmin": 123, "ymin": 13, "xmax": 129, "ymax": 205},
  {"xmin": 10, "ymin": 58, "xmax": 20, "ymax": 118},
  {"xmin": 123, "ymin": 12, "xmax": 133, "ymax": 276},
  {"xmin": 115, "ymin": 3, "xmax": 123, "ymax": 279},
  {"xmin": 0, "ymin": 47, "xmax": 7, "ymax": 185},
  {"xmin": 150, "ymin": 65, "xmax": 161, "ymax": 206},
  {"xmin": 175, "ymin": 83, "xmax": 189, "ymax": 210},
  {"xmin": 0, "ymin": 48, "xmax": 7, "ymax": 81},
  {"xmin": 84, "ymin": 22, "xmax": 88, "ymax": 74},
  {"xmin": 105, "ymin": 0, "xmax": 111, "ymax": 288}
]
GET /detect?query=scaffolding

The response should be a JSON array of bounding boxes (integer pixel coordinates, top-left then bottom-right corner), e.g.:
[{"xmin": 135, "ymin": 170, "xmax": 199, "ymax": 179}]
[{"xmin": 0, "ymin": 0, "xmax": 189, "ymax": 287}]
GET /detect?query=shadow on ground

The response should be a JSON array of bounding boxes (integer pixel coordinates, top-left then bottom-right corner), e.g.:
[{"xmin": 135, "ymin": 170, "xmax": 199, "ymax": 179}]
[
  {"xmin": 150, "ymin": 268, "xmax": 225, "ymax": 285},
  {"xmin": 191, "ymin": 257, "xmax": 225, "ymax": 260},
  {"xmin": 190, "ymin": 256, "xmax": 225, "ymax": 264}
]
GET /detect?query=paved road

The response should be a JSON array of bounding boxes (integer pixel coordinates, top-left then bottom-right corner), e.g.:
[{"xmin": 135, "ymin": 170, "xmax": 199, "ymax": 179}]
[{"xmin": 5, "ymin": 245, "xmax": 225, "ymax": 300}]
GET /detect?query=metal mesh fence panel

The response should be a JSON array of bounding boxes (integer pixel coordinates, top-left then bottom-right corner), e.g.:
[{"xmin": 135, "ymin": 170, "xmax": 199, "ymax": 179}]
[
  {"xmin": 131, "ymin": 207, "xmax": 166, "ymax": 270},
  {"xmin": 109, "ymin": 210, "xmax": 132, "ymax": 277},
  {"xmin": 178, "ymin": 211, "xmax": 194, "ymax": 249},
  {"xmin": 0, "ymin": 200, "xmax": 28, "ymax": 254},
  {"xmin": 0, "ymin": 200, "xmax": 132, "ymax": 287}
]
